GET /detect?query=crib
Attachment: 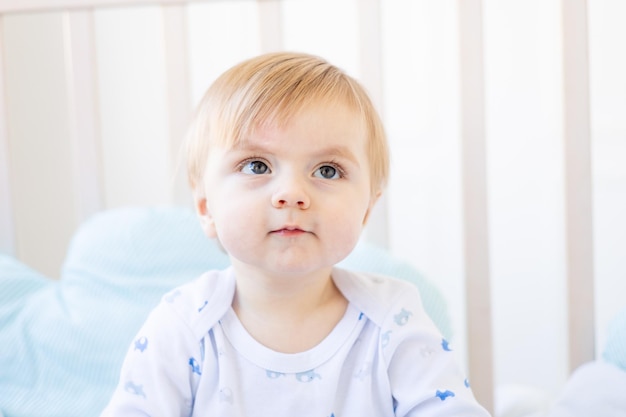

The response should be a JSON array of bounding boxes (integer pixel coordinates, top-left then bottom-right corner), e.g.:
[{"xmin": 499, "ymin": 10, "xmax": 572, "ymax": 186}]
[{"xmin": 1, "ymin": 0, "xmax": 625, "ymax": 414}]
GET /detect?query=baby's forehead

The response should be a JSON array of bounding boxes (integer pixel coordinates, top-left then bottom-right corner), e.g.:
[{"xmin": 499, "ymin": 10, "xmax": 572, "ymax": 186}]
[{"xmin": 216, "ymin": 100, "xmax": 366, "ymax": 147}]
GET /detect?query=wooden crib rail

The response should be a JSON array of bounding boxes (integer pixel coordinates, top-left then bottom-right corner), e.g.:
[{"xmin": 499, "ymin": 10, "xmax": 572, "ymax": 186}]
[
  {"xmin": 458, "ymin": 0, "xmax": 493, "ymax": 410},
  {"xmin": 562, "ymin": 0, "xmax": 595, "ymax": 373},
  {"xmin": 0, "ymin": 18, "xmax": 13, "ymax": 256}
]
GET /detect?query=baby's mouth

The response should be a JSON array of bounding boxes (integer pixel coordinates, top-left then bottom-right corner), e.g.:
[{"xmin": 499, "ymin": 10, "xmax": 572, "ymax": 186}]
[{"xmin": 271, "ymin": 226, "xmax": 308, "ymax": 236}]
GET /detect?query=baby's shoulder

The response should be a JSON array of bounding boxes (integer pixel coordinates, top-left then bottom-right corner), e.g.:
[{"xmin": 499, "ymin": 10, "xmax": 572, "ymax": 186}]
[
  {"xmin": 157, "ymin": 268, "xmax": 235, "ymax": 339},
  {"xmin": 332, "ymin": 267, "xmax": 424, "ymax": 328}
]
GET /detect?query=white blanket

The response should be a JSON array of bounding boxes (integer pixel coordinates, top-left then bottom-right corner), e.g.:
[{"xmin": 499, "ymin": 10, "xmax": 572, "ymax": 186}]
[
  {"xmin": 497, "ymin": 361, "xmax": 626, "ymax": 417},
  {"xmin": 544, "ymin": 361, "xmax": 626, "ymax": 417}
]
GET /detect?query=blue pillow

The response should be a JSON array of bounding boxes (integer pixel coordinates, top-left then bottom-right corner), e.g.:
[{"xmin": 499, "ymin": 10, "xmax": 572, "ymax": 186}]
[
  {"xmin": 603, "ymin": 306, "xmax": 626, "ymax": 372},
  {"xmin": 0, "ymin": 206, "xmax": 228, "ymax": 416},
  {"xmin": 338, "ymin": 240, "xmax": 451, "ymax": 339}
]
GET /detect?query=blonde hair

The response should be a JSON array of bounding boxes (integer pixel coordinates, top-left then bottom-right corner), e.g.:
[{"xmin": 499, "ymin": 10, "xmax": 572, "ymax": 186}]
[{"xmin": 186, "ymin": 52, "xmax": 389, "ymax": 195}]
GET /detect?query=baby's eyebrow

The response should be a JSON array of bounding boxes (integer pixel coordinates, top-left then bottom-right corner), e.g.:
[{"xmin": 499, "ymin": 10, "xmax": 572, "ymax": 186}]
[
  {"xmin": 313, "ymin": 146, "xmax": 360, "ymax": 165},
  {"xmin": 224, "ymin": 143, "xmax": 269, "ymax": 158},
  {"xmin": 231, "ymin": 142, "xmax": 360, "ymax": 165}
]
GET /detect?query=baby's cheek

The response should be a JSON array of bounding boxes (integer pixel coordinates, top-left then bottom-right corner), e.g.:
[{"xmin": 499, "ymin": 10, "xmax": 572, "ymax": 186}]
[
  {"xmin": 212, "ymin": 214, "xmax": 251, "ymax": 252},
  {"xmin": 328, "ymin": 221, "xmax": 365, "ymax": 260}
]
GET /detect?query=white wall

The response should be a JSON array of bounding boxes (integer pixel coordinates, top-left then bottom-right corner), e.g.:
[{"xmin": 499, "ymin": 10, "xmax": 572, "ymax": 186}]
[{"xmin": 2, "ymin": 0, "xmax": 626, "ymax": 402}]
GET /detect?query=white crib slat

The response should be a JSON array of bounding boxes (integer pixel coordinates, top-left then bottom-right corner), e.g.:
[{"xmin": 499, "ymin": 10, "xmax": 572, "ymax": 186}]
[
  {"xmin": 561, "ymin": 0, "xmax": 595, "ymax": 372},
  {"xmin": 257, "ymin": 0, "xmax": 283, "ymax": 53},
  {"xmin": 64, "ymin": 10, "xmax": 103, "ymax": 221},
  {"xmin": 458, "ymin": 0, "xmax": 493, "ymax": 412},
  {"xmin": 357, "ymin": 0, "xmax": 383, "ymax": 108},
  {"xmin": 0, "ymin": 18, "xmax": 16, "ymax": 255},
  {"xmin": 162, "ymin": 4, "xmax": 192, "ymax": 206},
  {"xmin": 357, "ymin": 0, "xmax": 389, "ymax": 249}
]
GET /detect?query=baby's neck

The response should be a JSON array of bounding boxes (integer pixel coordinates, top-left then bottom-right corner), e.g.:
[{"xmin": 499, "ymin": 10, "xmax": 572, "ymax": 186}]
[{"xmin": 231, "ymin": 267, "xmax": 348, "ymax": 353}]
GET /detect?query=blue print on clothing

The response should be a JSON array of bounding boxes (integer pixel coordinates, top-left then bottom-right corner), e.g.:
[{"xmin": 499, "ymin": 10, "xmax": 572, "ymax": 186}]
[
  {"xmin": 381, "ymin": 330, "xmax": 392, "ymax": 347},
  {"xmin": 189, "ymin": 357, "xmax": 202, "ymax": 375},
  {"xmin": 464, "ymin": 378, "xmax": 470, "ymax": 388},
  {"xmin": 124, "ymin": 381, "xmax": 146, "ymax": 398},
  {"xmin": 435, "ymin": 390, "xmax": 455, "ymax": 401},
  {"xmin": 198, "ymin": 300, "xmax": 208, "ymax": 312},
  {"xmin": 354, "ymin": 362, "xmax": 371, "ymax": 380},
  {"xmin": 420, "ymin": 345, "xmax": 435, "ymax": 358},
  {"xmin": 296, "ymin": 370, "xmax": 321, "ymax": 382},
  {"xmin": 134, "ymin": 336, "xmax": 148, "ymax": 352},
  {"xmin": 393, "ymin": 308, "xmax": 412, "ymax": 326},
  {"xmin": 164, "ymin": 289, "xmax": 181, "ymax": 303},
  {"xmin": 441, "ymin": 338, "xmax": 452, "ymax": 351},
  {"xmin": 219, "ymin": 387, "xmax": 234, "ymax": 404},
  {"xmin": 266, "ymin": 370, "xmax": 285, "ymax": 379}
]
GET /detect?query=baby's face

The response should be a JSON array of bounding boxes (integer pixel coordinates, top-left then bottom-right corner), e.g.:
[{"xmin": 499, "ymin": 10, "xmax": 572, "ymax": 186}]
[{"xmin": 196, "ymin": 103, "xmax": 376, "ymax": 277}]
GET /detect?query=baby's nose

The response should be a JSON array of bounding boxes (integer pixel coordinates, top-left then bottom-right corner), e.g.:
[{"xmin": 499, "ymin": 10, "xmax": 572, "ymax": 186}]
[{"xmin": 271, "ymin": 178, "xmax": 310, "ymax": 209}]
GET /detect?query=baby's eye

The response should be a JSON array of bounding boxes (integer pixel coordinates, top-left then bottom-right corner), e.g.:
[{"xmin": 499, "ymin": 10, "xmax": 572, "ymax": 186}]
[
  {"xmin": 241, "ymin": 160, "xmax": 270, "ymax": 175},
  {"xmin": 314, "ymin": 165, "xmax": 340, "ymax": 180}
]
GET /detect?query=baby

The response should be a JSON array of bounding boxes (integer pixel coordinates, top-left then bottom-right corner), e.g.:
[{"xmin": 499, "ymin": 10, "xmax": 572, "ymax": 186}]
[{"xmin": 101, "ymin": 51, "xmax": 491, "ymax": 417}]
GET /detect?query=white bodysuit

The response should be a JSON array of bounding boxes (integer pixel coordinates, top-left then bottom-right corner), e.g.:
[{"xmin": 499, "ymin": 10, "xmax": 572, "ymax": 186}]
[{"xmin": 101, "ymin": 267, "xmax": 490, "ymax": 417}]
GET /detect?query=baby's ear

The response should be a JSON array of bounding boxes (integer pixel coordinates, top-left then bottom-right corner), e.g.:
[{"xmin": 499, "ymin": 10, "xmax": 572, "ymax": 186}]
[
  {"xmin": 362, "ymin": 190, "xmax": 383, "ymax": 226},
  {"xmin": 195, "ymin": 196, "xmax": 218, "ymax": 238}
]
